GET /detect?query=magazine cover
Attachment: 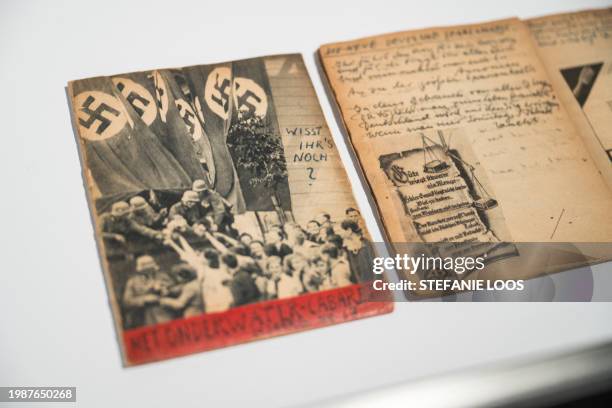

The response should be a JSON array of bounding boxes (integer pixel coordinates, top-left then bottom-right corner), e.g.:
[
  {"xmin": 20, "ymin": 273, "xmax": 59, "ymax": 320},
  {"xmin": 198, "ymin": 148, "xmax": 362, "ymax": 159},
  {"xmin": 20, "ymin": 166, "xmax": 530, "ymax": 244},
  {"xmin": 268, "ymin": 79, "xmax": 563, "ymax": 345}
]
[{"xmin": 67, "ymin": 54, "xmax": 392, "ymax": 365}]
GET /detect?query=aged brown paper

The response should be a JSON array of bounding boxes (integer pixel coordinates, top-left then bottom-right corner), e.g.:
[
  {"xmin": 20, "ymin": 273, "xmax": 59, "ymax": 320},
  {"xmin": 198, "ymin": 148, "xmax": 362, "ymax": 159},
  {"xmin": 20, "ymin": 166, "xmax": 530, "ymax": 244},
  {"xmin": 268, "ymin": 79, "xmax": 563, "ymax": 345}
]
[
  {"xmin": 528, "ymin": 8, "xmax": 612, "ymax": 189},
  {"xmin": 319, "ymin": 17, "xmax": 612, "ymax": 249}
]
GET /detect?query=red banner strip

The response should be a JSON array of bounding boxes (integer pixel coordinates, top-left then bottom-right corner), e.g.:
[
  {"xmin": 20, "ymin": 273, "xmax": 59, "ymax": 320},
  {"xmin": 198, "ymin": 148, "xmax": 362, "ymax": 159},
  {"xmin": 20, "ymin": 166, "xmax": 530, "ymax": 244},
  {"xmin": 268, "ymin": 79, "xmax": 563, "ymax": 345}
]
[{"xmin": 123, "ymin": 284, "xmax": 393, "ymax": 365}]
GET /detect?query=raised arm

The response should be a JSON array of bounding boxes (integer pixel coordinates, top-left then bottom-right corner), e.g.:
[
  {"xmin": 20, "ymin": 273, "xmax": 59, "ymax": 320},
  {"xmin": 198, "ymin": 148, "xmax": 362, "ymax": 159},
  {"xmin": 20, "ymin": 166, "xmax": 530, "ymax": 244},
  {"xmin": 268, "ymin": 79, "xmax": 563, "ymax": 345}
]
[{"xmin": 203, "ymin": 231, "xmax": 230, "ymax": 254}]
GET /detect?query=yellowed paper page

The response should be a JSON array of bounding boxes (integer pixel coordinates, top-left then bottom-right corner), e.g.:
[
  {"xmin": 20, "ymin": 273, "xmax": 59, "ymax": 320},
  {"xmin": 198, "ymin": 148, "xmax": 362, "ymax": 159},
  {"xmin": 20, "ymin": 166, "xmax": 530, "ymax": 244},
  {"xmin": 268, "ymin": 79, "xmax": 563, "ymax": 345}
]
[
  {"xmin": 319, "ymin": 18, "xmax": 612, "ymax": 246},
  {"xmin": 527, "ymin": 8, "xmax": 612, "ymax": 189}
]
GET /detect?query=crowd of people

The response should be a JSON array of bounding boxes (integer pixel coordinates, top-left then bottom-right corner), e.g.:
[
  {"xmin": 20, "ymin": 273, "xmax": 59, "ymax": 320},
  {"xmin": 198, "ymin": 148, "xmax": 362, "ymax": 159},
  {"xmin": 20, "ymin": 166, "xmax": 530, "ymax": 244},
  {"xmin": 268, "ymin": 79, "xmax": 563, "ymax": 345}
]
[{"xmin": 102, "ymin": 180, "xmax": 375, "ymax": 329}]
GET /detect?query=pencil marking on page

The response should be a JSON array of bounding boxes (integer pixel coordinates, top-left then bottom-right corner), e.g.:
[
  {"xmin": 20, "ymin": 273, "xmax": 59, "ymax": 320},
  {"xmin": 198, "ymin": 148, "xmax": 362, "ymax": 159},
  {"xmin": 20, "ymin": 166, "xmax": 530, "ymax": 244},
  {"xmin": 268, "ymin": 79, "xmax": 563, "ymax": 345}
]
[{"xmin": 550, "ymin": 208, "xmax": 565, "ymax": 239}]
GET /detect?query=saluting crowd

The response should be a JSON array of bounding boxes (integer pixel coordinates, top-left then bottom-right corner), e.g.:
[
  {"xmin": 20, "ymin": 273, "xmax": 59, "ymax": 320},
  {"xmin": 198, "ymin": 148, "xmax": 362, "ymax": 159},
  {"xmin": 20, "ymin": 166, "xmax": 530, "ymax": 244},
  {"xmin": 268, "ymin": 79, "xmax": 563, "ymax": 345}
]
[{"xmin": 99, "ymin": 180, "xmax": 375, "ymax": 329}]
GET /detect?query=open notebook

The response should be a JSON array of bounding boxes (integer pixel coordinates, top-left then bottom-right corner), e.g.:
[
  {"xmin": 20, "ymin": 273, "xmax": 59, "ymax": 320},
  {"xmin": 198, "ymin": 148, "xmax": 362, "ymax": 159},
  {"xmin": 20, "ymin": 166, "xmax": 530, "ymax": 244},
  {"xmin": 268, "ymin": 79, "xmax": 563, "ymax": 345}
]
[{"xmin": 318, "ymin": 8, "xmax": 612, "ymax": 287}]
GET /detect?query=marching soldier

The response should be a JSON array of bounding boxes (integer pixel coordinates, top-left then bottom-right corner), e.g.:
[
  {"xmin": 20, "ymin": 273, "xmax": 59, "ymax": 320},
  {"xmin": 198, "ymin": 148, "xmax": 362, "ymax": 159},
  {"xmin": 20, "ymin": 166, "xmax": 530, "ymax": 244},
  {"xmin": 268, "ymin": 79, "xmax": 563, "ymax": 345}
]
[{"xmin": 168, "ymin": 191, "xmax": 202, "ymax": 225}]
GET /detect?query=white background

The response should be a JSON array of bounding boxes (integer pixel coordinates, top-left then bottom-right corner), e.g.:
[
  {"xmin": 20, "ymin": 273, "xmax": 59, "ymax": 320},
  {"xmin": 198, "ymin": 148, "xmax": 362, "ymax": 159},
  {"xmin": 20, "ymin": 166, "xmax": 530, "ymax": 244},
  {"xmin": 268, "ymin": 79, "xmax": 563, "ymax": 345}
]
[{"xmin": 1, "ymin": 0, "xmax": 612, "ymax": 407}]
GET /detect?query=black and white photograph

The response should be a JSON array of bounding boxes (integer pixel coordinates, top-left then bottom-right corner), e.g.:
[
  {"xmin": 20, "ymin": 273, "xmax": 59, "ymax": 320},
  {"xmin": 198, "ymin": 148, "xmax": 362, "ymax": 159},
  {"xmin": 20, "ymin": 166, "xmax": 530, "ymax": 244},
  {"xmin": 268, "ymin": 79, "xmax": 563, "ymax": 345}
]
[{"xmin": 69, "ymin": 54, "xmax": 391, "ymax": 363}]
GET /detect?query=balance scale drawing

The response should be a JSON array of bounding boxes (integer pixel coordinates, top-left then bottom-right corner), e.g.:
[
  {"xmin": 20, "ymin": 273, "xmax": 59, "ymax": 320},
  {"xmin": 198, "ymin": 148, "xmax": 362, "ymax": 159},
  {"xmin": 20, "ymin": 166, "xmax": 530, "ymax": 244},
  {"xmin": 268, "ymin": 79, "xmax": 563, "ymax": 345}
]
[{"xmin": 420, "ymin": 131, "xmax": 498, "ymax": 212}]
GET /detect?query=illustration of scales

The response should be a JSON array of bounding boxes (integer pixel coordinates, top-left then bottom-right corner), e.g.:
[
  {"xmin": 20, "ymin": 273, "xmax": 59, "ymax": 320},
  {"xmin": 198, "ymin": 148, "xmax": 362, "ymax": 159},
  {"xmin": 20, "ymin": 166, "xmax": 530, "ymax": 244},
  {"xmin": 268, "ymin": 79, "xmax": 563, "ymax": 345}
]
[{"xmin": 421, "ymin": 132, "xmax": 498, "ymax": 211}]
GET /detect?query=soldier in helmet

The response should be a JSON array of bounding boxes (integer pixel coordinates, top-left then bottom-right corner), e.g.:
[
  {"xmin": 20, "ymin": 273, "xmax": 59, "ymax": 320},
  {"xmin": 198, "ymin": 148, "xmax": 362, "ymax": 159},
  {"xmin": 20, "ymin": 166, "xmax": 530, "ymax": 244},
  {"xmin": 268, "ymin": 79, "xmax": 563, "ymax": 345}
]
[
  {"xmin": 192, "ymin": 179, "xmax": 210, "ymax": 201},
  {"xmin": 193, "ymin": 180, "xmax": 236, "ymax": 237},
  {"xmin": 129, "ymin": 196, "xmax": 168, "ymax": 230},
  {"xmin": 100, "ymin": 201, "xmax": 162, "ymax": 246},
  {"xmin": 100, "ymin": 202, "xmax": 131, "ymax": 245},
  {"xmin": 122, "ymin": 255, "xmax": 175, "ymax": 328},
  {"xmin": 168, "ymin": 191, "xmax": 202, "ymax": 226}
]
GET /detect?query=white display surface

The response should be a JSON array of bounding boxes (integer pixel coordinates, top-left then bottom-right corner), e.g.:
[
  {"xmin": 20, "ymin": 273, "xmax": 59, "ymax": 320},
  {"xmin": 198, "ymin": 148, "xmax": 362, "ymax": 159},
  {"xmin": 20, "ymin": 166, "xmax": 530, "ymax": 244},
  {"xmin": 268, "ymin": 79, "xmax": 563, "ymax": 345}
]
[{"xmin": 1, "ymin": 0, "xmax": 611, "ymax": 407}]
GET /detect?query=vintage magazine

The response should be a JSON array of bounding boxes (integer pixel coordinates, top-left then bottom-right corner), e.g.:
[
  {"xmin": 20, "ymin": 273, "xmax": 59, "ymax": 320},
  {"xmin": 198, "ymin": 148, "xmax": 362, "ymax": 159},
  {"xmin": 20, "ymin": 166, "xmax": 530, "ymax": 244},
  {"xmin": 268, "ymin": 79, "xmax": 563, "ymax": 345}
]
[
  {"xmin": 318, "ymin": 8, "xmax": 612, "ymax": 286},
  {"xmin": 68, "ymin": 54, "xmax": 392, "ymax": 365}
]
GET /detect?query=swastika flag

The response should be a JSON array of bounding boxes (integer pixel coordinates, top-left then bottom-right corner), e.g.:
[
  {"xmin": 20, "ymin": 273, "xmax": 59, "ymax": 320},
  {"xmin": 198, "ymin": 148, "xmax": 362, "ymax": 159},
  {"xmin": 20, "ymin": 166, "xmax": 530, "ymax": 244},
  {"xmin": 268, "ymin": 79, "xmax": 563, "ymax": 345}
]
[{"xmin": 71, "ymin": 76, "xmax": 192, "ymax": 205}]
